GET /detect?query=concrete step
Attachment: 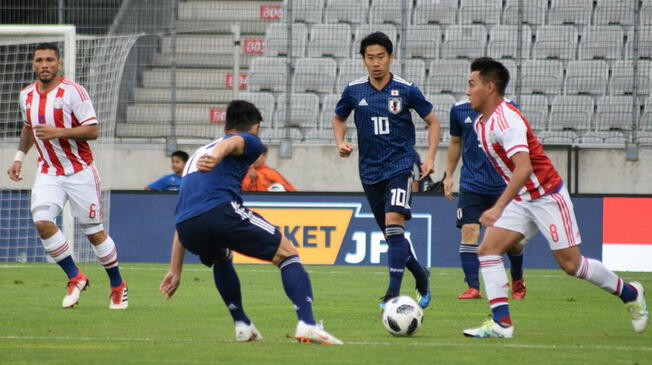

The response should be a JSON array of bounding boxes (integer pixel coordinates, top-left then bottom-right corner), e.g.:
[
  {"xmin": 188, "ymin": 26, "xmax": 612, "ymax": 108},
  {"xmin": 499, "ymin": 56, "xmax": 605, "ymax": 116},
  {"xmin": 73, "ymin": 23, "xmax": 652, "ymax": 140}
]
[
  {"xmin": 126, "ymin": 103, "xmax": 227, "ymax": 124},
  {"xmin": 142, "ymin": 68, "xmax": 235, "ymax": 89},
  {"xmin": 152, "ymin": 53, "xmax": 255, "ymax": 68},
  {"xmin": 177, "ymin": 19, "xmax": 272, "ymax": 34},
  {"xmin": 134, "ymin": 88, "xmax": 236, "ymax": 103},
  {"xmin": 116, "ymin": 122, "xmax": 225, "ymax": 139},
  {"xmin": 161, "ymin": 35, "xmax": 234, "ymax": 54},
  {"xmin": 179, "ymin": 1, "xmax": 282, "ymax": 21}
]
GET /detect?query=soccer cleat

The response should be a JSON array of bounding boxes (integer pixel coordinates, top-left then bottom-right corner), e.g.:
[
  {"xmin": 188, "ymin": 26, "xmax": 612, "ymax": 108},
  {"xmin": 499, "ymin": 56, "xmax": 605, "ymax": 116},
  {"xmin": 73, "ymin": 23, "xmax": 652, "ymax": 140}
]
[
  {"xmin": 415, "ymin": 269, "xmax": 432, "ymax": 309},
  {"xmin": 109, "ymin": 281, "xmax": 128, "ymax": 310},
  {"xmin": 511, "ymin": 279, "xmax": 527, "ymax": 300},
  {"xmin": 458, "ymin": 287, "xmax": 482, "ymax": 299},
  {"xmin": 295, "ymin": 320, "xmax": 343, "ymax": 345},
  {"xmin": 463, "ymin": 319, "xmax": 514, "ymax": 339},
  {"xmin": 62, "ymin": 271, "xmax": 89, "ymax": 308},
  {"xmin": 235, "ymin": 321, "xmax": 263, "ymax": 342},
  {"xmin": 625, "ymin": 281, "xmax": 648, "ymax": 333}
]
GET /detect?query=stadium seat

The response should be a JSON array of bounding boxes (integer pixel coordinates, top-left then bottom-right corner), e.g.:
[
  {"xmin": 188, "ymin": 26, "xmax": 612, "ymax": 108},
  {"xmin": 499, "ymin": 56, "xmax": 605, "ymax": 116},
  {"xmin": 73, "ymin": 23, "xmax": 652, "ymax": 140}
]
[
  {"xmin": 488, "ymin": 25, "xmax": 533, "ymax": 60},
  {"xmin": 369, "ymin": 0, "xmax": 411, "ymax": 25},
  {"xmin": 272, "ymin": 127, "xmax": 306, "ymax": 142},
  {"xmin": 518, "ymin": 94, "xmax": 549, "ymax": 131},
  {"xmin": 274, "ymin": 93, "xmax": 320, "ymax": 129},
  {"xmin": 336, "ymin": 59, "xmax": 367, "ymax": 93},
  {"xmin": 498, "ymin": 59, "xmax": 517, "ymax": 95},
  {"xmin": 548, "ymin": 0, "xmax": 592, "ymax": 25},
  {"xmin": 503, "ymin": 0, "xmax": 546, "ymax": 25},
  {"xmin": 522, "ymin": 60, "xmax": 564, "ymax": 94},
  {"xmin": 427, "ymin": 94, "xmax": 456, "ymax": 128},
  {"xmin": 609, "ymin": 60, "xmax": 652, "ymax": 96},
  {"xmin": 412, "ymin": 0, "xmax": 457, "ymax": 25},
  {"xmin": 533, "ymin": 25, "xmax": 578, "ymax": 60},
  {"xmin": 404, "ymin": 25, "xmax": 441, "ymax": 60},
  {"xmin": 292, "ymin": 58, "xmax": 337, "ymax": 94},
  {"xmin": 641, "ymin": 97, "xmax": 652, "ymax": 130},
  {"xmin": 537, "ymin": 130, "xmax": 578, "ymax": 144},
  {"xmin": 638, "ymin": 131, "xmax": 652, "ymax": 145},
  {"xmin": 578, "ymin": 26, "xmax": 624, "ymax": 60},
  {"xmin": 282, "ymin": 0, "xmax": 324, "ymax": 24},
  {"xmin": 426, "ymin": 59, "xmax": 470, "ymax": 95},
  {"xmin": 459, "ymin": 0, "xmax": 502, "ymax": 25},
  {"xmin": 594, "ymin": 0, "xmax": 635, "ymax": 25},
  {"xmin": 307, "ymin": 24, "xmax": 352, "ymax": 60},
  {"xmin": 263, "ymin": 23, "xmax": 308, "ymax": 58},
  {"xmin": 596, "ymin": 96, "xmax": 638, "ymax": 130},
  {"xmin": 550, "ymin": 95, "xmax": 594, "ymax": 131},
  {"xmin": 401, "ymin": 59, "xmax": 427, "ymax": 87},
  {"xmin": 248, "ymin": 57, "xmax": 288, "ymax": 93},
  {"xmin": 625, "ymin": 26, "xmax": 652, "ymax": 60},
  {"xmin": 323, "ymin": 0, "xmax": 368, "ymax": 24},
  {"xmin": 564, "ymin": 60, "xmax": 609, "ymax": 95},
  {"xmin": 352, "ymin": 24, "xmax": 398, "ymax": 58},
  {"xmin": 239, "ymin": 92, "xmax": 276, "ymax": 126},
  {"xmin": 319, "ymin": 94, "xmax": 352, "ymax": 129},
  {"xmin": 441, "ymin": 25, "xmax": 487, "ymax": 59},
  {"xmin": 643, "ymin": 0, "xmax": 652, "ymax": 26},
  {"xmin": 581, "ymin": 130, "xmax": 626, "ymax": 145}
]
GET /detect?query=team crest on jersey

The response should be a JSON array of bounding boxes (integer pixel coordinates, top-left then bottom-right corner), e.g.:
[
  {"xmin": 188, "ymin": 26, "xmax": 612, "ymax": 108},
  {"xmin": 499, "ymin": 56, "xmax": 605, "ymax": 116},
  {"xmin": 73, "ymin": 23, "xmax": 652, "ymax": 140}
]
[
  {"xmin": 388, "ymin": 97, "xmax": 402, "ymax": 114},
  {"xmin": 53, "ymin": 97, "xmax": 64, "ymax": 109}
]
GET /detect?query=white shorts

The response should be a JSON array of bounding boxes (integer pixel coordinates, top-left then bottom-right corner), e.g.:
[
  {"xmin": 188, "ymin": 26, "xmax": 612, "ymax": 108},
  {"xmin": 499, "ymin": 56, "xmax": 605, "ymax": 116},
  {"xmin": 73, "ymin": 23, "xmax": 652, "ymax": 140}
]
[
  {"xmin": 31, "ymin": 165, "xmax": 103, "ymax": 225},
  {"xmin": 494, "ymin": 185, "xmax": 582, "ymax": 251}
]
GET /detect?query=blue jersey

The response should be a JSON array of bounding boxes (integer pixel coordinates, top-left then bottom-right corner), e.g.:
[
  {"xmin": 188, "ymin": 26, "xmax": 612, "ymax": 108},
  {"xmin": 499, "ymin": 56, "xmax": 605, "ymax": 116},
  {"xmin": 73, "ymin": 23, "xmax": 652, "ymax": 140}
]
[
  {"xmin": 335, "ymin": 73, "xmax": 433, "ymax": 185},
  {"xmin": 449, "ymin": 98, "xmax": 517, "ymax": 195},
  {"xmin": 175, "ymin": 133, "xmax": 264, "ymax": 224},
  {"xmin": 147, "ymin": 173, "xmax": 183, "ymax": 191}
]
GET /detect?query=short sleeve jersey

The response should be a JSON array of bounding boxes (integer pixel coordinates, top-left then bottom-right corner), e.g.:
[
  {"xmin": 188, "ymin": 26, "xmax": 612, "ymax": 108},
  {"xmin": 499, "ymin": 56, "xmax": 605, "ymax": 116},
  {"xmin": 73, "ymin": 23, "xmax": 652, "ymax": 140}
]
[
  {"xmin": 335, "ymin": 73, "xmax": 433, "ymax": 185},
  {"xmin": 175, "ymin": 133, "xmax": 264, "ymax": 223},
  {"xmin": 147, "ymin": 173, "xmax": 183, "ymax": 191}
]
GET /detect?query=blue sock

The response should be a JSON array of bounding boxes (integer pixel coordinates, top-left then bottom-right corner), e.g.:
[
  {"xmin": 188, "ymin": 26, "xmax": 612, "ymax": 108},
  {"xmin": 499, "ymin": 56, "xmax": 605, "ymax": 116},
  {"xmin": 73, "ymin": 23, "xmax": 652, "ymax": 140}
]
[
  {"xmin": 507, "ymin": 249, "xmax": 524, "ymax": 281},
  {"xmin": 213, "ymin": 258, "xmax": 250, "ymax": 324},
  {"xmin": 492, "ymin": 304, "xmax": 512, "ymax": 327},
  {"xmin": 406, "ymin": 254, "xmax": 429, "ymax": 294},
  {"xmin": 280, "ymin": 256, "xmax": 315, "ymax": 325},
  {"xmin": 620, "ymin": 283, "xmax": 638, "ymax": 303},
  {"xmin": 106, "ymin": 267, "xmax": 123, "ymax": 287},
  {"xmin": 459, "ymin": 244, "xmax": 480, "ymax": 289},
  {"xmin": 385, "ymin": 225, "xmax": 409, "ymax": 298},
  {"xmin": 57, "ymin": 256, "xmax": 79, "ymax": 279}
]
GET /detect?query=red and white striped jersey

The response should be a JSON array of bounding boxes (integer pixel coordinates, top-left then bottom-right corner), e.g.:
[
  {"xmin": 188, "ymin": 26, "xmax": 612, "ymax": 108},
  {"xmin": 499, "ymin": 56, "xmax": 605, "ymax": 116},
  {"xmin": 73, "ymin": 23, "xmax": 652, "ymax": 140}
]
[
  {"xmin": 474, "ymin": 99, "xmax": 562, "ymax": 202},
  {"xmin": 19, "ymin": 77, "xmax": 98, "ymax": 176}
]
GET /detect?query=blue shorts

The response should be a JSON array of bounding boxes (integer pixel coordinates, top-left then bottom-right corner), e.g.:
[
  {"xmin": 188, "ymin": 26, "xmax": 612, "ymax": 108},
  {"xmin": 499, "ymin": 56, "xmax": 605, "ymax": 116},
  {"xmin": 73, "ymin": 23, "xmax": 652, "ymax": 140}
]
[
  {"xmin": 176, "ymin": 201, "xmax": 282, "ymax": 266},
  {"xmin": 362, "ymin": 172, "xmax": 414, "ymax": 231},
  {"xmin": 456, "ymin": 189, "xmax": 500, "ymax": 228}
]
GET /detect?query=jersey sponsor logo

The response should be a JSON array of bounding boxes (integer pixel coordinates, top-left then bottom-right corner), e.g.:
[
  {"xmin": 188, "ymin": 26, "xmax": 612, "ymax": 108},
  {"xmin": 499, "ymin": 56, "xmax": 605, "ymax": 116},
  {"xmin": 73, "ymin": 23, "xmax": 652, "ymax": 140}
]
[
  {"xmin": 390, "ymin": 89, "xmax": 399, "ymax": 96},
  {"xmin": 53, "ymin": 97, "xmax": 64, "ymax": 109},
  {"xmin": 358, "ymin": 98, "xmax": 368, "ymax": 106},
  {"xmin": 388, "ymin": 97, "xmax": 402, "ymax": 114}
]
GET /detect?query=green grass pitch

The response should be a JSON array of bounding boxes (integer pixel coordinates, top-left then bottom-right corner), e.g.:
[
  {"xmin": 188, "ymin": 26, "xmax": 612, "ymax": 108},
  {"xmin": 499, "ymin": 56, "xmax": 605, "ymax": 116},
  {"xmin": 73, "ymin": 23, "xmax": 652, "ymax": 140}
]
[{"xmin": 1, "ymin": 263, "xmax": 650, "ymax": 364}]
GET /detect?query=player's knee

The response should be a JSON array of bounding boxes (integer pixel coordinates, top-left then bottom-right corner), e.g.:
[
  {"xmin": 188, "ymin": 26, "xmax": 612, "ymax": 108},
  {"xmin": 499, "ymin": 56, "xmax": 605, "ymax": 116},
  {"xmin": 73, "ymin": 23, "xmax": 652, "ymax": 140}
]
[
  {"xmin": 216, "ymin": 248, "xmax": 233, "ymax": 263},
  {"xmin": 272, "ymin": 236, "xmax": 299, "ymax": 266},
  {"xmin": 461, "ymin": 224, "xmax": 480, "ymax": 245},
  {"xmin": 508, "ymin": 243, "xmax": 524, "ymax": 255},
  {"xmin": 33, "ymin": 220, "xmax": 57, "ymax": 237},
  {"xmin": 81, "ymin": 223, "xmax": 104, "ymax": 236}
]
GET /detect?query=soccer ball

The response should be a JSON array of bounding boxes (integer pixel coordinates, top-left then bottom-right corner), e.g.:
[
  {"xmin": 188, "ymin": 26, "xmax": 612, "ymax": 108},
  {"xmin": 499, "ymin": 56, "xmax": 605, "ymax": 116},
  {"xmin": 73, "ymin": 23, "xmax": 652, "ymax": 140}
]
[{"xmin": 381, "ymin": 295, "xmax": 423, "ymax": 337}]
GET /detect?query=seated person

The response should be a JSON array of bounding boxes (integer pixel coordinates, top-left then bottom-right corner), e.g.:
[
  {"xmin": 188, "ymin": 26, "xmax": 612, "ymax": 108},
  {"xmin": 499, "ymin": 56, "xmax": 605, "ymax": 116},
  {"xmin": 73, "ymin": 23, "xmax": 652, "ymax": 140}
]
[
  {"xmin": 145, "ymin": 150, "xmax": 188, "ymax": 191},
  {"xmin": 242, "ymin": 145, "xmax": 296, "ymax": 192}
]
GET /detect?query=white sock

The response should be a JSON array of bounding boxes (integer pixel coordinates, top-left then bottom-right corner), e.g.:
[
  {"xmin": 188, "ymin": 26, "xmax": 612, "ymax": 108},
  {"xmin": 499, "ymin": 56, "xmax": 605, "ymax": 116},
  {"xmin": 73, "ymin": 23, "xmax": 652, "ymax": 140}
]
[
  {"xmin": 92, "ymin": 236, "xmax": 119, "ymax": 269},
  {"xmin": 575, "ymin": 256, "xmax": 623, "ymax": 295},
  {"xmin": 42, "ymin": 230, "xmax": 71, "ymax": 262},
  {"xmin": 479, "ymin": 255, "xmax": 510, "ymax": 309}
]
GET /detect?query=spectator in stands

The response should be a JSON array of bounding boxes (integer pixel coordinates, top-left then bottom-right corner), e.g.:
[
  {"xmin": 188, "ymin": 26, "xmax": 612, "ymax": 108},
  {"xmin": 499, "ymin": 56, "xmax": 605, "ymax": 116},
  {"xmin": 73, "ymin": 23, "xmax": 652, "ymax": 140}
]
[
  {"xmin": 144, "ymin": 150, "xmax": 188, "ymax": 191},
  {"xmin": 242, "ymin": 145, "xmax": 296, "ymax": 192}
]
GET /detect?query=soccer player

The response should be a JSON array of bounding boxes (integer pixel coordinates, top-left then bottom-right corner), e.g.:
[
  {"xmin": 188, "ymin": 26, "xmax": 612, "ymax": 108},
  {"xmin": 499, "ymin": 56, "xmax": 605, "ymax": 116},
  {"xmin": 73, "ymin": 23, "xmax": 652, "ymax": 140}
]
[
  {"xmin": 462, "ymin": 58, "xmax": 648, "ymax": 338},
  {"xmin": 332, "ymin": 32, "xmax": 439, "ymax": 308},
  {"xmin": 444, "ymin": 98, "xmax": 527, "ymax": 300},
  {"xmin": 144, "ymin": 150, "xmax": 188, "ymax": 191},
  {"xmin": 6, "ymin": 43, "xmax": 127, "ymax": 309},
  {"xmin": 159, "ymin": 100, "xmax": 342, "ymax": 345}
]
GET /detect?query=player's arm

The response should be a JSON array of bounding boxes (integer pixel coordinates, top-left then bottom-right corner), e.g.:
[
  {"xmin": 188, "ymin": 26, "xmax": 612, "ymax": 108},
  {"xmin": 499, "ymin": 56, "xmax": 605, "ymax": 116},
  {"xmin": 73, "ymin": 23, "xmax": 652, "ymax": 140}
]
[
  {"xmin": 197, "ymin": 135, "xmax": 245, "ymax": 172},
  {"xmin": 479, "ymin": 152, "xmax": 533, "ymax": 227},
  {"xmin": 160, "ymin": 231, "xmax": 186, "ymax": 300},
  {"xmin": 33, "ymin": 123, "xmax": 99, "ymax": 141},
  {"xmin": 7, "ymin": 125, "xmax": 35, "ymax": 182},
  {"xmin": 444, "ymin": 136, "xmax": 462, "ymax": 201},
  {"xmin": 421, "ymin": 111, "xmax": 440, "ymax": 180},
  {"xmin": 332, "ymin": 114, "xmax": 353, "ymax": 158}
]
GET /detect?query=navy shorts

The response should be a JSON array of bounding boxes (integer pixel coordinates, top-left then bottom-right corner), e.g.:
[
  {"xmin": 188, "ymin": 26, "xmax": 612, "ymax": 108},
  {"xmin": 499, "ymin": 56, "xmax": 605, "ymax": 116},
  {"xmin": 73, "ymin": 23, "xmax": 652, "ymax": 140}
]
[
  {"xmin": 362, "ymin": 172, "xmax": 414, "ymax": 231},
  {"xmin": 176, "ymin": 201, "xmax": 282, "ymax": 266},
  {"xmin": 456, "ymin": 189, "xmax": 501, "ymax": 228}
]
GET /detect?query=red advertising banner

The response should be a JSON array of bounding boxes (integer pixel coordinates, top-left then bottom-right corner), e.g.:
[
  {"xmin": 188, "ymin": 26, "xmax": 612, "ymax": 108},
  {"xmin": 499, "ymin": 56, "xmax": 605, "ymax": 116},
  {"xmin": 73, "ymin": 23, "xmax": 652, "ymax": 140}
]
[
  {"xmin": 260, "ymin": 5, "xmax": 282, "ymax": 19},
  {"xmin": 243, "ymin": 38, "xmax": 265, "ymax": 54},
  {"xmin": 209, "ymin": 108, "xmax": 226, "ymax": 124},
  {"xmin": 225, "ymin": 72, "xmax": 248, "ymax": 89}
]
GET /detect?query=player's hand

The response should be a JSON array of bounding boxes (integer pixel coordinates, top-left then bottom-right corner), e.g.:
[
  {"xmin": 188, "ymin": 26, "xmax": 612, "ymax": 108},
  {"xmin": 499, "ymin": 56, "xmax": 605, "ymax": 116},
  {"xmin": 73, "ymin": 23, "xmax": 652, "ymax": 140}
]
[
  {"xmin": 197, "ymin": 153, "xmax": 218, "ymax": 172},
  {"xmin": 7, "ymin": 161, "xmax": 23, "ymax": 182},
  {"xmin": 420, "ymin": 159, "xmax": 434, "ymax": 181},
  {"xmin": 444, "ymin": 175, "xmax": 454, "ymax": 201},
  {"xmin": 33, "ymin": 124, "xmax": 63, "ymax": 140},
  {"xmin": 479, "ymin": 205, "xmax": 504, "ymax": 227},
  {"xmin": 336, "ymin": 142, "xmax": 353, "ymax": 158},
  {"xmin": 159, "ymin": 271, "xmax": 181, "ymax": 300}
]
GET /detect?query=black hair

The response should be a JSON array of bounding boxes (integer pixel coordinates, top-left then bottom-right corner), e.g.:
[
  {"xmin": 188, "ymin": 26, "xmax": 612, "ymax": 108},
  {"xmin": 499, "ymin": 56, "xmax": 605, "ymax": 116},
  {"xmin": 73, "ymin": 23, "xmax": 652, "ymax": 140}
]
[
  {"xmin": 470, "ymin": 57, "xmax": 510, "ymax": 95},
  {"xmin": 261, "ymin": 145, "xmax": 268, "ymax": 155},
  {"xmin": 171, "ymin": 150, "xmax": 189, "ymax": 162},
  {"xmin": 359, "ymin": 31, "xmax": 393, "ymax": 56},
  {"xmin": 225, "ymin": 100, "xmax": 263, "ymax": 132},
  {"xmin": 33, "ymin": 42, "xmax": 60, "ymax": 59}
]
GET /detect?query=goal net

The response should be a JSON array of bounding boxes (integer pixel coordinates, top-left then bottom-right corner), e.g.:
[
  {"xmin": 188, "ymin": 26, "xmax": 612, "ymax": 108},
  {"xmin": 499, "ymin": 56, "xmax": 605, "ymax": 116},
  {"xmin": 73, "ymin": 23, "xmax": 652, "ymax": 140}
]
[{"xmin": 0, "ymin": 25, "xmax": 138, "ymax": 262}]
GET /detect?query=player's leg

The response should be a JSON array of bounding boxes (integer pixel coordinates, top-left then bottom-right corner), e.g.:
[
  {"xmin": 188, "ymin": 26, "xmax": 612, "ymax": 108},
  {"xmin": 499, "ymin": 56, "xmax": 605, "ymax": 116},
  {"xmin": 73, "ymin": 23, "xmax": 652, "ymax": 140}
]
[
  {"xmin": 31, "ymin": 174, "xmax": 88, "ymax": 308},
  {"xmin": 455, "ymin": 190, "xmax": 485, "ymax": 299},
  {"xmin": 66, "ymin": 166, "xmax": 126, "ymax": 309},
  {"xmin": 507, "ymin": 242, "xmax": 527, "ymax": 299}
]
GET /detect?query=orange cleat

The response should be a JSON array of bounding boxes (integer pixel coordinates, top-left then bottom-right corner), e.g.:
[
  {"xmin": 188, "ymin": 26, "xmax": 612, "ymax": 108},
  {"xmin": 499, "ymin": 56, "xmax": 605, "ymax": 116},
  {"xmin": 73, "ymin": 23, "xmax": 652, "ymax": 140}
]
[
  {"xmin": 458, "ymin": 287, "xmax": 482, "ymax": 299},
  {"xmin": 511, "ymin": 279, "xmax": 527, "ymax": 300}
]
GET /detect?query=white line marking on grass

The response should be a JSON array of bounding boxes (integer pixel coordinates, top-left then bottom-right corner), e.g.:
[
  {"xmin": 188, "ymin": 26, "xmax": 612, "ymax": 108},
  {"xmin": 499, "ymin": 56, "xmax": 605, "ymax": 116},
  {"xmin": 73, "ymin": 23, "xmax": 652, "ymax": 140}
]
[{"xmin": 1, "ymin": 335, "xmax": 651, "ymax": 352}]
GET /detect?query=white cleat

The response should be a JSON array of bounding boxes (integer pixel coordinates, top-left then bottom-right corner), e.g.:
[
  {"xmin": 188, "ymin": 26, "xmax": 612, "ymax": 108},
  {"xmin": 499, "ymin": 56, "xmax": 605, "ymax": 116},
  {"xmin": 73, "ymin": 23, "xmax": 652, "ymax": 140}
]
[
  {"xmin": 62, "ymin": 272, "xmax": 89, "ymax": 308},
  {"xmin": 235, "ymin": 321, "xmax": 263, "ymax": 342},
  {"xmin": 463, "ymin": 319, "xmax": 514, "ymax": 339},
  {"xmin": 109, "ymin": 281, "xmax": 128, "ymax": 310},
  {"xmin": 626, "ymin": 281, "xmax": 649, "ymax": 333},
  {"xmin": 294, "ymin": 320, "xmax": 343, "ymax": 345}
]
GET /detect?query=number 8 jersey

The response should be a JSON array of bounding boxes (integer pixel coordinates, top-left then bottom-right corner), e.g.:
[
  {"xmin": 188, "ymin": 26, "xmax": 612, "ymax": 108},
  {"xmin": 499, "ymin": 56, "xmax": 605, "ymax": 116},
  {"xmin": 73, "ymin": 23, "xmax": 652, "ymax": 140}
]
[{"xmin": 335, "ymin": 73, "xmax": 433, "ymax": 185}]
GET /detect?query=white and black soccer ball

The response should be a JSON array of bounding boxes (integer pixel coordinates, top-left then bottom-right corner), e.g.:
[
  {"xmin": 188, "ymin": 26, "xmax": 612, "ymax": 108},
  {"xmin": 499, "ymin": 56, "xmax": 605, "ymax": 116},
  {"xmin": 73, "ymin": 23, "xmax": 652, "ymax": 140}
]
[{"xmin": 382, "ymin": 295, "xmax": 423, "ymax": 337}]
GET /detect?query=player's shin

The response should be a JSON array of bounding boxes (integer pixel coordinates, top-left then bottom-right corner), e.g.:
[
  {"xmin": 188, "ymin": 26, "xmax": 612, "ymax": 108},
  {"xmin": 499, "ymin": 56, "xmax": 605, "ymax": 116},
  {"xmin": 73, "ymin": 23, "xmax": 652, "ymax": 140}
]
[
  {"xmin": 460, "ymin": 243, "xmax": 480, "ymax": 289},
  {"xmin": 91, "ymin": 235, "xmax": 123, "ymax": 287},
  {"xmin": 574, "ymin": 256, "xmax": 638, "ymax": 303},
  {"xmin": 213, "ymin": 255, "xmax": 250, "ymax": 325},
  {"xmin": 479, "ymin": 255, "xmax": 512, "ymax": 327},
  {"xmin": 280, "ymin": 255, "xmax": 316, "ymax": 325},
  {"xmin": 385, "ymin": 225, "xmax": 410, "ymax": 299},
  {"xmin": 42, "ymin": 229, "xmax": 78, "ymax": 279}
]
